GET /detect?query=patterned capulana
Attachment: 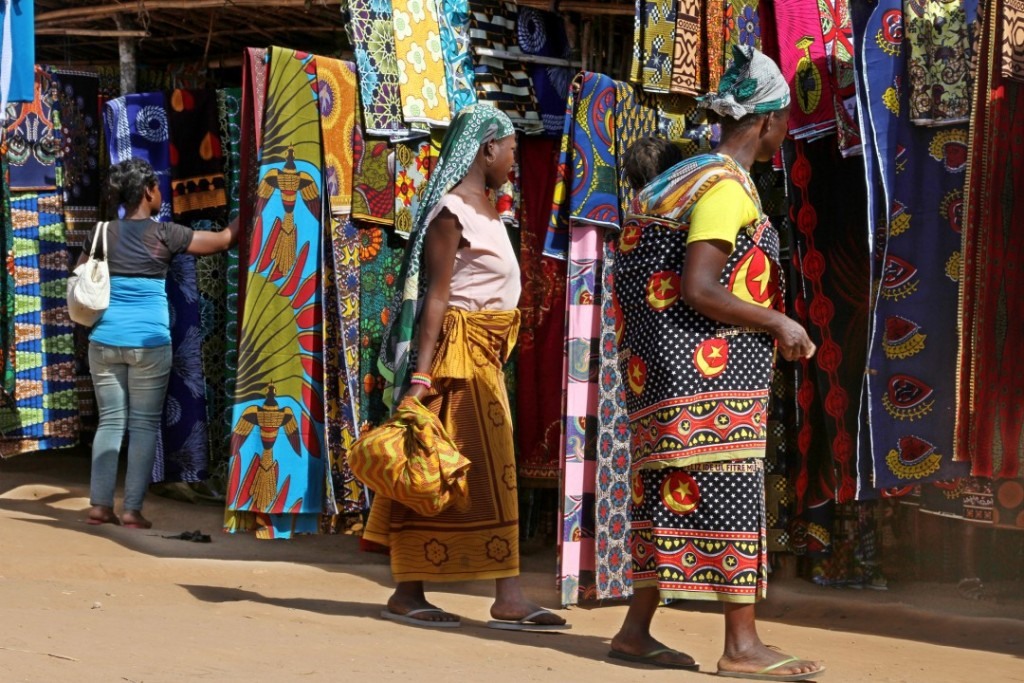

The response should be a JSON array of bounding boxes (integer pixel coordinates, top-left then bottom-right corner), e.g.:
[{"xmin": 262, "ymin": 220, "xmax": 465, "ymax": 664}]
[{"xmin": 700, "ymin": 45, "xmax": 791, "ymax": 120}]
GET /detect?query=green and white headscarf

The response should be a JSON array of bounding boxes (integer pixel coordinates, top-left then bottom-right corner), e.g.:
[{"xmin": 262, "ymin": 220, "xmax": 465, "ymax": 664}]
[
  {"xmin": 378, "ymin": 105, "xmax": 515, "ymax": 410},
  {"xmin": 699, "ymin": 45, "xmax": 791, "ymax": 120}
]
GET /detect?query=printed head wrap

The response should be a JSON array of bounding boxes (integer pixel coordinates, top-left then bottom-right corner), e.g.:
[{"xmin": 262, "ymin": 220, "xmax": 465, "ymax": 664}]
[
  {"xmin": 699, "ymin": 45, "xmax": 790, "ymax": 120},
  {"xmin": 378, "ymin": 105, "xmax": 515, "ymax": 409}
]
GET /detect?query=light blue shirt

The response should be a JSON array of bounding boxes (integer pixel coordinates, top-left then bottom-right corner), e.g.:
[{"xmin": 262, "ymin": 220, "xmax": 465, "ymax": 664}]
[{"xmin": 89, "ymin": 276, "xmax": 171, "ymax": 348}]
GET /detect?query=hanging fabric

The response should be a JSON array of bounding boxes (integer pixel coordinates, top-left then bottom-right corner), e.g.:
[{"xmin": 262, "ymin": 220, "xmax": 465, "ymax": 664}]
[
  {"xmin": 225, "ymin": 47, "xmax": 326, "ymax": 539},
  {"xmin": 103, "ymin": 92, "xmax": 173, "ymax": 217},
  {"xmin": 168, "ymin": 88, "xmax": 231, "ymax": 483},
  {"xmin": 438, "ymin": 0, "xmax": 478, "ymax": 115},
  {"xmin": 155, "ymin": 251, "xmax": 210, "ymax": 484},
  {"xmin": 237, "ymin": 48, "xmax": 267, "ymax": 306},
  {"xmin": 544, "ymin": 73, "xmax": 618, "ymax": 262},
  {"xmin": 958, "ymin": 0, "xmax": 1024, "ymax": 479},
  {"xmin": 358, "ymin": 222, "xmax": 404, "ymax": 427},
  {"xmin": 167, "ymin": 89, "xmax": 227, "ymax": 222},
  {"xmin": 5, "ymin": 66, "xmax": 57, "ymax": 191},
  {"xmin": 0, "ymin": 147, "xmax": 14, "ymax": 404},
  {"xmin": 724, "ymin": 0, "xmax": 762, "ymax": 53},
  {"xmin": 816, "ymin": 0, "xmax": 861, "ymax": 155},
  {"xmin": 352, "ymin": 135, "xmax": 395, "ymax": 227},
  {"xmin": 1003, "ymin": 0, "xmax": 1024, "ymax": 81},
  {"xmin": 517, "ymin": 7, "xmax": 574, "ymax": 136},
  {"xmin": 632, "ymin": 0, "xmax": 676, "ymax": 92},
  {"xmin": 704, "ymin": 0, "xmax": 726, "ymax": 92},
  {"xmin": 49, "ymin": 70, "xmax": 101, "ymax": 247},
  {"xmin": 784, "ymin": 137, "xmax": 871, "ymax": 512},
  {"xmin": 0, "ymin": 0, "xmax": 35, "ymax": 112},
  {"xmin": 516, "ymin": 136, "xmax": 564, "ymax": 485},
  {"xmin": 0, "ymin": 69, "xmax": 77, "ymax": 452},
  {"xmin": 393, "ymin": 0, "xmax": 452, "ymax": 126},
  {"xmin": 904, "ymin": 0, "xmax": 973, "ymax": 126},
  {"xmin": 217, "ymin": 86, "xmax": 243, "ymax": 485},
  {"xmin": 393, "ymin": 135, "xmax": 440, "ymax": 237},
  {"xmin": 468, "ymin": 0, "xmax": 543, "ymax": 132},
  {"xmin": 0, "ymin": 187, "xmax": 79, "ymax": 455},
  {"xmin": 316, "ymin": 56, "xmax": 367, "ymax": 522},
  {"xmin": 589, "ymin": 81, "xmax": 658, "ymax": 602},
  {"xmin": 671, "ymin": 0, "xmax": 704, "ymax": 95},
  {"xmin": 546, "ymin": 71, "xmax": 660, "ymax": 604},
  {"xmin": 774, "ymin": 0, "xmax": 838, "ymax": 140},
  {"xmin": 854, "ymin": 0, "xmax": 972, "ymax": 491},
  {"xmin": 348, "ymin": 0, "xmax": 409, "ymax": 137}
]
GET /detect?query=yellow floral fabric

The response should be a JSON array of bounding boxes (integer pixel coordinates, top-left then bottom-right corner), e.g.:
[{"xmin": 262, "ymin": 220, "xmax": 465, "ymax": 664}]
[{"xmin": 393, "ymin": 0, "xmax": 452, "ymax": 126}]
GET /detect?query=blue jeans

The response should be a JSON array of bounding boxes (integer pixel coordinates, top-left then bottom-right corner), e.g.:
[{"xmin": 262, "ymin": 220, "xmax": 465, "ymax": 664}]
[{"xmin": 88, "ymin": 342, "xmax": 172, "ymax": 511}]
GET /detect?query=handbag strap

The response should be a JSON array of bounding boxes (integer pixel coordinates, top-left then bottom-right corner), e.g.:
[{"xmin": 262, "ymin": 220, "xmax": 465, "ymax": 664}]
[{"xmin": 89, "ymin": 222, "xmax": 108, "ymax": 260}]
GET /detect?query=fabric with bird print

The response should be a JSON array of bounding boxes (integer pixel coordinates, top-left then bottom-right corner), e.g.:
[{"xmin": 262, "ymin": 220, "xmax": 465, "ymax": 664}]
[{"xmin": 225, "ymin": 48, "xmax": 326, "ymax": 539}]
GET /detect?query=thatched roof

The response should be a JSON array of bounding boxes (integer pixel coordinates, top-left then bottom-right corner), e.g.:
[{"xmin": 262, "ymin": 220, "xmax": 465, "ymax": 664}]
[{"xmin": 35, "ymin": 0, "xmax": 350, "ymax": 66}]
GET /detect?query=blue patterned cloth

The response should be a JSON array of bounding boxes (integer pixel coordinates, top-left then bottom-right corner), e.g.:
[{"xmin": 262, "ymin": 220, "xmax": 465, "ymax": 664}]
[
  {"xmin": 438, "ymin": 0, "xmax": 478, "ymax": 115},
  {"xmin": 853, "ymin": 0, "xmax": 971, "ymax": 490},
  {"xmin": 0, "ymin": 190, "xmax": 79, "ymax": 456},
  {"xmin": 103, "ymin": 93, "xmax": 173, "ymax": 221},
  {"xmin": 517, "ymin": 7, "xmax": 573, "ymax": 135},
  {"xmin": 0, "ymin": 0, "xmax": 35, "ymax": 106}
]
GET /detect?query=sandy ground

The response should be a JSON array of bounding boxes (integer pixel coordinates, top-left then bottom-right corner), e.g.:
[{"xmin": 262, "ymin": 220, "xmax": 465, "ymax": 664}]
[{"xmin": 1, "ymin": 452, "xmax": 1022, "ymax": 683}]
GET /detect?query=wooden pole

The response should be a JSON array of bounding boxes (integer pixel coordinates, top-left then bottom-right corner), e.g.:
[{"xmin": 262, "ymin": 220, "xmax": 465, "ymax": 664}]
[
  {"xmin": 36, "ymin": 0, "xmax": 343, "ymax": 25},
  {"xmin": 516, "ymin": 0, "xmax": 633, "ymax": 16},
  {"xmin": 36, "ymin": 0, "xmax": 631, "ymax": 25},
  {"xmin": 113, "ymin": 15, "xmax": 137, "ymax": 95},
  {"xmin": 35, "ymin": 28, "xmax": 149, "ymax": 37}
]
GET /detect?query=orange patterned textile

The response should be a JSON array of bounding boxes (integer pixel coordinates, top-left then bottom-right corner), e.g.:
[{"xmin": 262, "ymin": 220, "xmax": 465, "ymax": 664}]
[
  {"xmin": 365, "ymin": 308, "xmax": 522, "ymax": 582},
  {"xmin": 348, "ymin": 396, "xmax": 471, "ymax": 517}
]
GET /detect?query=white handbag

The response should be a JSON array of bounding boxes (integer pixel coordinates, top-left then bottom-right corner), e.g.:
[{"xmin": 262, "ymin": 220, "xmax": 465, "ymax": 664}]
[{"xmin": 67, "ymin": 221, "xmax": 111, "ymax": 327}]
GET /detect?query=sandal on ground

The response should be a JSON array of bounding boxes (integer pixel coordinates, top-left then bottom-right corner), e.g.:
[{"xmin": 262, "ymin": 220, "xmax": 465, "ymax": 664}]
[
  {"xmin": 380, "ymin": 607, "xmax": 461, "ymax": 629},
  {"xmin": 608, "ymin": 647, "xmax": 700, "ymax": 670},
  {"xmin": 717, "ymin": 656, "xmax": 825, "ymax": 681},
  {"xmin": 486, "ymin": 609, "xmax": 571, "ymax": 632}
]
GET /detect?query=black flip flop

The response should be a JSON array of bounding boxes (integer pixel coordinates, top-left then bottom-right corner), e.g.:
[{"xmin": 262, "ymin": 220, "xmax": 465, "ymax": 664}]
[{"xmin": 608, "ymin": 647, "xmax": 700, "ymax": 670}]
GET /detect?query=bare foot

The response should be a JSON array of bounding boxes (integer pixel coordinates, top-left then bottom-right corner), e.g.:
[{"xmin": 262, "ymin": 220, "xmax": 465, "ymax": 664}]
[
  {"xmin": 121, "ymin": 510, "xmax": 152, "ymax": 529},
  {"xmin": 385, "ymin": 595, "xmax": 460, "ymax": 624},
  {"xmin": 86, "ymin": 505, "xmax": 120, "ymax": 526},
  {"xmin": 718, "ymin": 644, "xmax": 824, "ymax": 680},
  {"xmin": 490, "ymin": 599, "xmax": 566, "ymax": 626},
  {"xmin": 610, "ymin": 631, "xmax": 698, "ymax": 669}
]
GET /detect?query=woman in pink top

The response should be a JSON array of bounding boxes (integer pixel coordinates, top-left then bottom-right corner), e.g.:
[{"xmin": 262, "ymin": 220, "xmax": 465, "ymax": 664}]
[{"xmin": 367, "ymin": 107, "xmax": 568, "ymax": 632}]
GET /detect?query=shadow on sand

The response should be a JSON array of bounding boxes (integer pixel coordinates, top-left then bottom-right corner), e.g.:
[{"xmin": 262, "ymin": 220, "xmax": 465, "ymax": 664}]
[{"xmin": 2, "ymin": 449, "xmax": 1023, "ymax": 661}]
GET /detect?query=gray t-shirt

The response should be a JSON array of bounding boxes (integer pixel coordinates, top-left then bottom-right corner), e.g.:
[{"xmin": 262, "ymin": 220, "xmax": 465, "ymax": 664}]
[{"xmin": 82, "ymin": 219, "xmax": 194, "ymax": 277}]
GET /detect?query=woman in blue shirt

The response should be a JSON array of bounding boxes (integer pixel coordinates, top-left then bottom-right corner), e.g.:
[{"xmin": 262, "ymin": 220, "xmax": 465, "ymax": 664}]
[{"xmin": 80, "ymin": 159, "xmax": 237, "ymax": 528}]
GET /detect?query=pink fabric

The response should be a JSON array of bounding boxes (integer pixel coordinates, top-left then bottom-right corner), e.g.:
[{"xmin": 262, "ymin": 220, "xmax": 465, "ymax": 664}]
[{"xmin": 427, "ymin": 193, "xmax": 521, "ymax": 311}]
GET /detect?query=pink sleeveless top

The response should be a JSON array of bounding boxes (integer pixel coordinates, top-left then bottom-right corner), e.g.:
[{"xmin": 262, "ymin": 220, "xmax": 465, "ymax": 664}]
[{"xmin": 426, "ymin": 193, "xmax": 521, "ymax": 311}]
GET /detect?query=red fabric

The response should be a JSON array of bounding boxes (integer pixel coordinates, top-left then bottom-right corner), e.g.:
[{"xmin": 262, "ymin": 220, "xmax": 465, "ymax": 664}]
[
  {"xmin": 786, "ymin": 138, "xmax": 871, "ymax": 507},
  {"xmin": 516, "ymin": 136, "xmax": 566, "ymax": 483},
  {"xmin": 958, "ymin": 3, "xmax": 1024, "ymax": 479},
  {"xmin": 237, "ymin": 48, "xmax": 268, "ymax": 316}
]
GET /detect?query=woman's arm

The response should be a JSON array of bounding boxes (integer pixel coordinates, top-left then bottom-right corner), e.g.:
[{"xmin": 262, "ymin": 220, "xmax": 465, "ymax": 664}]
[
  {"xmin": 186, "ymin": 217, "xmax": 240, "ymax": 256},
  {"xmin": 681, "ymin": 240, "xmax": 816, "ymax": 361},
  {"xmin": 404, "ymin": 210, "xmax": 462, "ymax": 400}
]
